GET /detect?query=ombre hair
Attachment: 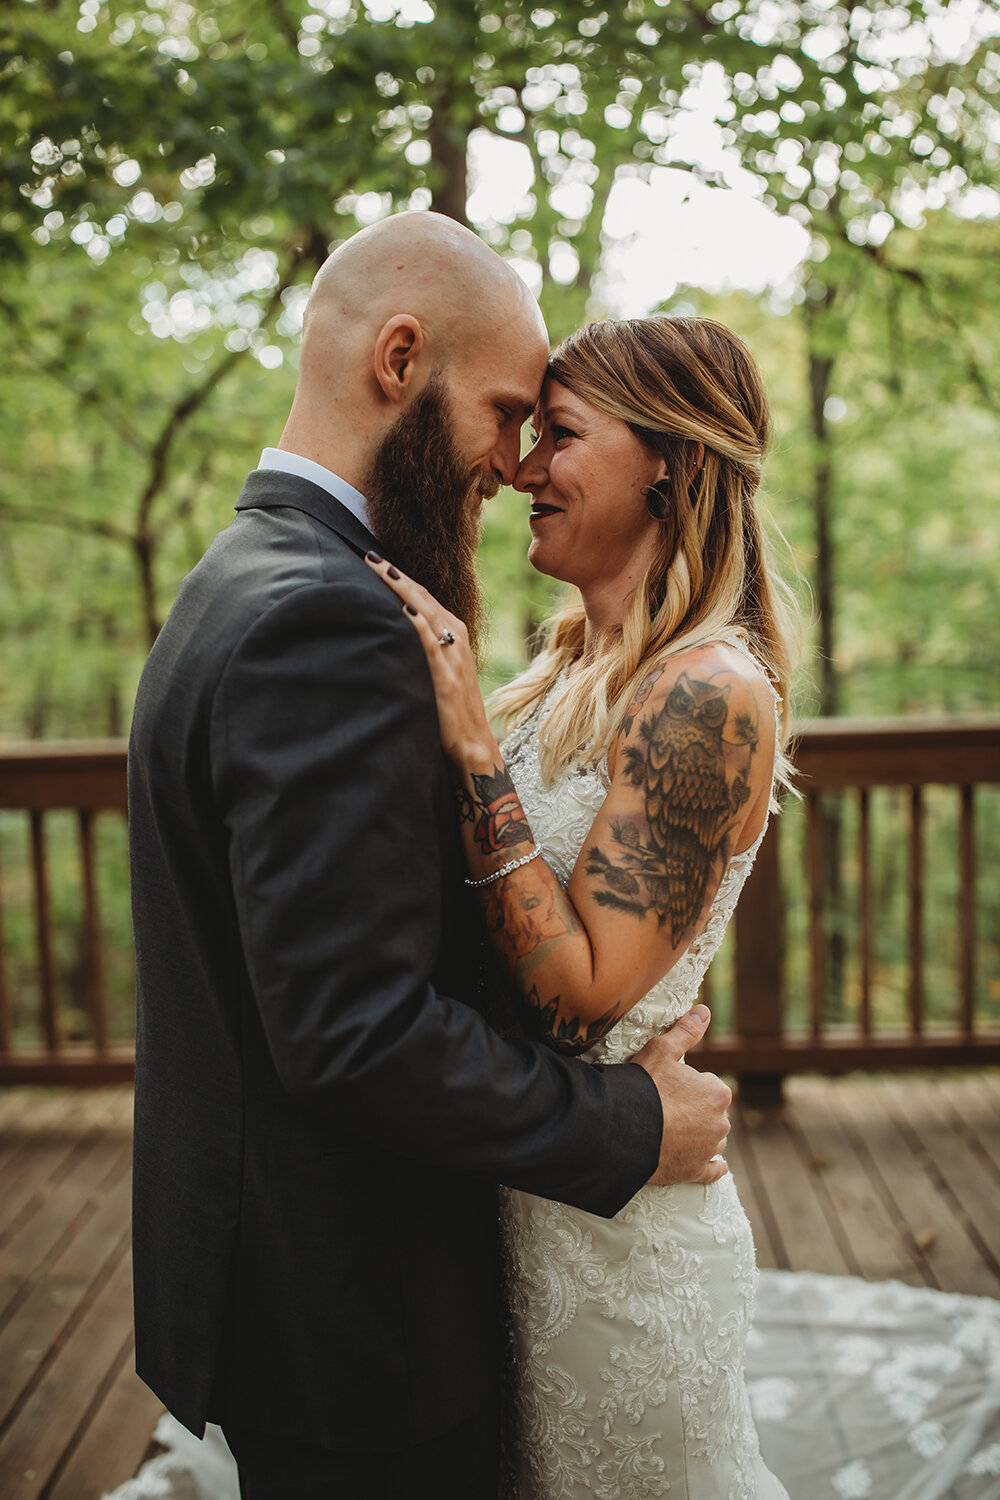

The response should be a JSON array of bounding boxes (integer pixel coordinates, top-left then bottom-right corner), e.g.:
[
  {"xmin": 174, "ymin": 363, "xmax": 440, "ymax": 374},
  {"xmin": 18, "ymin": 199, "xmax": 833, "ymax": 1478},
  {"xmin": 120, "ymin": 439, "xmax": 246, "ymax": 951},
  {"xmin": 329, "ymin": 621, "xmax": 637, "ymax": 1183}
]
[{"xmin": 488, "ymin": 315, "xmax": 799, "ymax": 794}]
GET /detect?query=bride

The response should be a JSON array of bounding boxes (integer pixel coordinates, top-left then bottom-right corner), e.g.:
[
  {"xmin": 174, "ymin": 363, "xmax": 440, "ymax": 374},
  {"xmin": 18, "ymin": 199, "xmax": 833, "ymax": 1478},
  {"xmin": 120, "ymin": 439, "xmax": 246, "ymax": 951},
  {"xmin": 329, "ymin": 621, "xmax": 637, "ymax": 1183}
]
[{"xmin": 368, "ymin": 313, "xmax": 795, "ymax": 1498}]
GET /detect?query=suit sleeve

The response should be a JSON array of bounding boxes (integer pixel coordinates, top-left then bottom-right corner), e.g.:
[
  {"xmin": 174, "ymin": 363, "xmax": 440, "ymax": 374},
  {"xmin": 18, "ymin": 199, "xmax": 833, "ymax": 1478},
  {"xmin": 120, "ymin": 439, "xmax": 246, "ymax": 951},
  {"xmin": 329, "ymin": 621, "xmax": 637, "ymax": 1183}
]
[{"xmin": 210, "ymin": 573, "xmax": 662, "ymax": 1218}]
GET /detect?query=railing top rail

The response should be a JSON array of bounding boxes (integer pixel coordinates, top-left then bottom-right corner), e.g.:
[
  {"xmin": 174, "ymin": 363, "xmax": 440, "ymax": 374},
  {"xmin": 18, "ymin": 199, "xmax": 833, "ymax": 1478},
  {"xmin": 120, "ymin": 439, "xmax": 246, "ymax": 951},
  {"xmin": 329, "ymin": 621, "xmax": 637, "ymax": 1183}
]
[
  {"xmin": 0, "ymin": 739, "xmax": 129, "ymax": 767},
  {"xmin": 0, "ymin": 740, "xmax": 128, "ymax": 811},
  {"xmin": 0, "ymin": 718, "xmax": 998, "ymax": 806},
  {"xmin": 792, "ymin": 715, "xmax": 1000, "ymax": 744},
  {"xmin": 791, "ymin": 716, "xmax": 1000, "ymax": 789}
]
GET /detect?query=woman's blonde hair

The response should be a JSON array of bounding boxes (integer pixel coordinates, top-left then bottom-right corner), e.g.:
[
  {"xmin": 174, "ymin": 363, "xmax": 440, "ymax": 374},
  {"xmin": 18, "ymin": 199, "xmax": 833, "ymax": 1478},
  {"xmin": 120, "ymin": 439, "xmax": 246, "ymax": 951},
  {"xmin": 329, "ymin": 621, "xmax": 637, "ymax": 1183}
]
[{"xmin": 488, "ymin": 315, "xmax": 799, "ymax": 791}]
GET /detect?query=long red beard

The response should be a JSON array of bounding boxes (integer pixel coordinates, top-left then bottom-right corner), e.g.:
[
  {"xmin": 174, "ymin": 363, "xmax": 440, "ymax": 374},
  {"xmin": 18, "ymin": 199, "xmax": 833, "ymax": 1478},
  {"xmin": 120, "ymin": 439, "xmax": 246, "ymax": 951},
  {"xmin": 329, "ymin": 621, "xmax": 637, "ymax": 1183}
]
[{"xmin": 364, "ymin": 376, "xmax": 488, "ymax": 663}]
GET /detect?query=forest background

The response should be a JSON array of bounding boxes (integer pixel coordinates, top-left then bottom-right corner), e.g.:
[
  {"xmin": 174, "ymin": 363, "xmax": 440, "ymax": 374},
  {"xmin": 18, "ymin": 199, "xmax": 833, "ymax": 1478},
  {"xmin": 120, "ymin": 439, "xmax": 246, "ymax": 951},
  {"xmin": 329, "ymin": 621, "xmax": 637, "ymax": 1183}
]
[
  {"xmin": 2, "ymin": 0, "xmax": 999, "ymax": 738},
  {"xmin": 1, "ymin": 0, "xmax": 998, "ymax": 1044}
]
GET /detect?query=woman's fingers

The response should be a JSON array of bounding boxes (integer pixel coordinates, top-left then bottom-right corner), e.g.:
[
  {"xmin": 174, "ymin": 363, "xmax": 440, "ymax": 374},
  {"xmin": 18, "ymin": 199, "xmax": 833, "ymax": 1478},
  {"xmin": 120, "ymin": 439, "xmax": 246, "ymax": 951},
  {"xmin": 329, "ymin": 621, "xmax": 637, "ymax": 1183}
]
[
  {"xmin": 362, "ymin": 549, "xmax": 489, "ymax": 762},
  {"xmin": 364, "ymin": 550, "xmax": 448, "ymax": 625},
  {"xmin": 401, "ymin": 598, "xmax": 449, "ymax": 656},
  {"xmin": 364, "ymin": 551, "xmax": 470, "ymax": 659}
]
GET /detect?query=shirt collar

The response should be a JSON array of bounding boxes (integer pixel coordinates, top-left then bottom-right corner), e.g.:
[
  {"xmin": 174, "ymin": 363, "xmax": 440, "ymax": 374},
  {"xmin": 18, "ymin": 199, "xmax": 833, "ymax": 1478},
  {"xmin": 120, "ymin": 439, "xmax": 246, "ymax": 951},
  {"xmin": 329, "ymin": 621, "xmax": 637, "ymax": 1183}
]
[{"xmin": 256, "ymin": 448, "xmax": 372, "ymax": 533}]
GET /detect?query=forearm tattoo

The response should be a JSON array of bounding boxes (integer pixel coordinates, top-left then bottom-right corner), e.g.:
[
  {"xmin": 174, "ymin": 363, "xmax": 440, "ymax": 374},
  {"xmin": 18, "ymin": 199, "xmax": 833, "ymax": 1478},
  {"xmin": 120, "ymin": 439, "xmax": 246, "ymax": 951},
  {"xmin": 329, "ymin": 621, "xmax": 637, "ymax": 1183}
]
[
  {"xmin": 460, "ymin": 764, "xmax": 531, "ymax": 855},
  {"xmin": 521, "ymin": 985, "xmax": 622, "ymax": 1055},
  {"xmin": 458, "ymin": 765, "xmax": 601, "ymax": 1050},
  {"xmin": 481, "ymin": 871, "xmax": 583, "ymax": 967},
  {"xmin": 590, "ymin": 667, "xmax": 759, "ymax": 946}
]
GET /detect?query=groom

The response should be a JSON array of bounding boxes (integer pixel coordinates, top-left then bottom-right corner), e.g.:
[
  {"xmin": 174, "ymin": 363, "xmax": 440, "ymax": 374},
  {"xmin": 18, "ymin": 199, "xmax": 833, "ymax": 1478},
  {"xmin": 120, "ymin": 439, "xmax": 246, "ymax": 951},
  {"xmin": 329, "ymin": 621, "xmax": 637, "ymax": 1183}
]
[{"xmin": 129, "ymin": 211, "xmax": 732, "ymax": 1499}]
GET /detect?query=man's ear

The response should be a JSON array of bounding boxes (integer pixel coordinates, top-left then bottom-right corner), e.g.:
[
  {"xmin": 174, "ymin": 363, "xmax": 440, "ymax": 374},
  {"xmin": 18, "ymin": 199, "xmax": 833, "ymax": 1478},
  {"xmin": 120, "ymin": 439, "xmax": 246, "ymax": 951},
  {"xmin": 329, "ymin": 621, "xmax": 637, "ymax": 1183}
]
[{"xmin": 373, "ymin": 314, "xmax": 425, "ymax": 402}]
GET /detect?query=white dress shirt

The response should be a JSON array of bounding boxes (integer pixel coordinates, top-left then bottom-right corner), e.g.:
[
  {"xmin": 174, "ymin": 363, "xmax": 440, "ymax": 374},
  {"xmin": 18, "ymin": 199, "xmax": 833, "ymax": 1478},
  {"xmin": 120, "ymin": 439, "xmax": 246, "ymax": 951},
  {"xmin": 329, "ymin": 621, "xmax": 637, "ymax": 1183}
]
[{"xmin": 255, "ymin": 447, "xmax": 373, "ymax": 534}]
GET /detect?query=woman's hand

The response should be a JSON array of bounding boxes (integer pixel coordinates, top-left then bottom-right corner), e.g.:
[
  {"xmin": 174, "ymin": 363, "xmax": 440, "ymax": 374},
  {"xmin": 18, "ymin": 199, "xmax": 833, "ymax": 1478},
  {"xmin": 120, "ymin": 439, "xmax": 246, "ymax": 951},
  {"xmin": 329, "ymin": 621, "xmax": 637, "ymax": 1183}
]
[{"xmin": 364, "ymin": 551, "xmax": 498, "ymax": 767}]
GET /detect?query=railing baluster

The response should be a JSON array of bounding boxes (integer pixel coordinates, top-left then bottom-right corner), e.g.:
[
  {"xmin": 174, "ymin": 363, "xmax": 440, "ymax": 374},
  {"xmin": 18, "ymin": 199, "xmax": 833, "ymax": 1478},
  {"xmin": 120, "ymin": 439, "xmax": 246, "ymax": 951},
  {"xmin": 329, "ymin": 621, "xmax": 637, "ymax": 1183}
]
[
  {"xmin": 807, "ymin": 792, "xmax": 824, "ymax": 1041},
  {"xmin": 0, "ymin": 826, "xmax": 10, "ymax": 1056},
  {"xmin": 908, "ymin": 786, "xmax": 924, "ymax": 1039},
  {"xmin": 78, "ymin": 808, "xmax": 109, "ymax": 1054},
  {"xmin": 733, "ymin": 819, "xmax": 785, "ymax": 1108},
  {"xmin": 959, "ymin": 785, "xmax": 975, "ymax": 1038},
  {"xmin": 858, "ymin": 787, "xmax": 871, "ymax": 1039},
  {"xmin": 30, "ymin": 810, "xmax": 60, "ymax": 1055}
]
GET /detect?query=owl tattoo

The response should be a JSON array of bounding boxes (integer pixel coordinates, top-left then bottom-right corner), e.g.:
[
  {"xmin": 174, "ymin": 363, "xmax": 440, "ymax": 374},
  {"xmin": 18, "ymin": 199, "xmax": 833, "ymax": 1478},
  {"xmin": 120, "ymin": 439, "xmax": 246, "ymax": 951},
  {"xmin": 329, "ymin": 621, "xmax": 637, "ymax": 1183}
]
[
  {"xmin": 644, "ymin": 673, "xmax": 732, "ymax": 937},
  {"xmin": 587, "ymin": 669, "xmax": 753, "ymax": 945}
]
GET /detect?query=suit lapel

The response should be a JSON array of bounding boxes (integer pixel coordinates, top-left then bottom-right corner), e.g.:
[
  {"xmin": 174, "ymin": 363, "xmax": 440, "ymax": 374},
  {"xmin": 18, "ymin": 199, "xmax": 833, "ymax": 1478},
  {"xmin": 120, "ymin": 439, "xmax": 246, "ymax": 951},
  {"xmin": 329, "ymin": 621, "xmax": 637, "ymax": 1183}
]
[{"xmin": 235, "ymin": 470, "xmax": 379, "ymax": 561}]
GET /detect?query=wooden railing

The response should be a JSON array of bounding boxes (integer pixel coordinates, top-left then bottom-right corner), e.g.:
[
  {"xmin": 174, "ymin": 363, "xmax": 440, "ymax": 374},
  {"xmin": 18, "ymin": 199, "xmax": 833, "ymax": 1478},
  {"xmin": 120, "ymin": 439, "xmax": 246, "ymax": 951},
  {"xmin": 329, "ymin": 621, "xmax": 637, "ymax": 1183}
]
[
  {"xmin": 0, "ymin": 742, "xmax": 132, "ymax": 1085},
  {"xmin": 0, "ymin": 722, "xmax": 998, "ymax": 1092},
  {"xmin": 701, "ymin": 717, "xmax": 1000, "ymax": 1104}
]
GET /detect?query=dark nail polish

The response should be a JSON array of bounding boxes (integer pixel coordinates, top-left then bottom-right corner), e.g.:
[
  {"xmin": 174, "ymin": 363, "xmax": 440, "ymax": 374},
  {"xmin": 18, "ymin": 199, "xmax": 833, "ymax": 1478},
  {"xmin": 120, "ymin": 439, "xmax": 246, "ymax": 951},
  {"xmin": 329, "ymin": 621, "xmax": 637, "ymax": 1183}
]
[
  {"xmin": 387, "ymin": 566, "xmax": 400, "ymax": 580},
  {"xmin": 366, "ymin": 550, "xmax": 383, "ymax": 564},
  {"xmin": 405, "ymin": 604, "xmax": 418, "ymax": 616}
]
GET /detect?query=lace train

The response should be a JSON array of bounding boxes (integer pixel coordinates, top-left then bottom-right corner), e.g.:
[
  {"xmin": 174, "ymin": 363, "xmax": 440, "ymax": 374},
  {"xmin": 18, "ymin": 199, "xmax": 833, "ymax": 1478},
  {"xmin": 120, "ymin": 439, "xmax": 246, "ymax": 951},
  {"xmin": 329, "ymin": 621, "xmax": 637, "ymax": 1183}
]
[{"xmin": 105, "ymin": 1272, "xmax": 1000, "ymax": 1500}]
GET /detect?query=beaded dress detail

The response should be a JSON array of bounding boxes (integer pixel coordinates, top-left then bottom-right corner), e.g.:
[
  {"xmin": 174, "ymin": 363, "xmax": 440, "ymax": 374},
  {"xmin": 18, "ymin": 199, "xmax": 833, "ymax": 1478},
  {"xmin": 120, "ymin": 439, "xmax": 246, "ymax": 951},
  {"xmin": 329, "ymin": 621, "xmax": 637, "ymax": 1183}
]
[{"xmin": 499, "ymin": 645, "xmax": 789, "ymax": 1500}]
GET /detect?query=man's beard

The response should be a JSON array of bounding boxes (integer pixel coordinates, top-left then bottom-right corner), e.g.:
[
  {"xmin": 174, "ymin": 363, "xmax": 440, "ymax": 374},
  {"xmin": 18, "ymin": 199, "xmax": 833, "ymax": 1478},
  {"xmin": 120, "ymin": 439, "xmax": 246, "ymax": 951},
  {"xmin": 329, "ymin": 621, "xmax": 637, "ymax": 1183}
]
[{"xmin": 364, "ymin": 375, "xmax": 489, "ymax": 663}]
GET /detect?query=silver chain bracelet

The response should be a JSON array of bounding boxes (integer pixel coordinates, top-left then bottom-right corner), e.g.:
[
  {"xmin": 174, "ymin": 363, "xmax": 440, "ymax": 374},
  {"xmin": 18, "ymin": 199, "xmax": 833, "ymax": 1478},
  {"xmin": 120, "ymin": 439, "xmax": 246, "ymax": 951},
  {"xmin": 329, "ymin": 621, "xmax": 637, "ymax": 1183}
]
[{"xmin": 464, "ymin": 845, "xmax": 542, "ymax": 888}]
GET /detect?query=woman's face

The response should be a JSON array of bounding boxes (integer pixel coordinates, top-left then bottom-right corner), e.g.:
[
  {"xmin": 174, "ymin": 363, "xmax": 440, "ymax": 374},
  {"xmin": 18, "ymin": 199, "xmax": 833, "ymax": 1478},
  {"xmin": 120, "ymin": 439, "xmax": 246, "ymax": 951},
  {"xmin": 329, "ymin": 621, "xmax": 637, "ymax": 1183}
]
[{"xmin": 514, "ymin": 378, "xmax": 667, "ymax": 597}]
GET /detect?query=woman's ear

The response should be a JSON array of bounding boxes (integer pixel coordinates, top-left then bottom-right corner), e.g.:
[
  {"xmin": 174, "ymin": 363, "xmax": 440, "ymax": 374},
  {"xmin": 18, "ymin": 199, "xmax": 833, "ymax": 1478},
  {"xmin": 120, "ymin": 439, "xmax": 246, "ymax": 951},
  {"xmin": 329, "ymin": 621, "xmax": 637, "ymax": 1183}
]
[{"xmin": 373, "ymin": 314, "xmax": 425, "ymax": 402}]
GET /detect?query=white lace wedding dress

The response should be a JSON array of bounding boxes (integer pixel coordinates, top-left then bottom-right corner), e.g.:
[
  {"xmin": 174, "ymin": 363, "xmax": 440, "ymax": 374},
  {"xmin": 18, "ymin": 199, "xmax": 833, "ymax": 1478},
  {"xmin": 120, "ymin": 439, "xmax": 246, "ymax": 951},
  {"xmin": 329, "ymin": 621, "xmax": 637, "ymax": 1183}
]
[{"xmin": 497, "ymin": 661, "xmax": 789, "ymax": 1500}]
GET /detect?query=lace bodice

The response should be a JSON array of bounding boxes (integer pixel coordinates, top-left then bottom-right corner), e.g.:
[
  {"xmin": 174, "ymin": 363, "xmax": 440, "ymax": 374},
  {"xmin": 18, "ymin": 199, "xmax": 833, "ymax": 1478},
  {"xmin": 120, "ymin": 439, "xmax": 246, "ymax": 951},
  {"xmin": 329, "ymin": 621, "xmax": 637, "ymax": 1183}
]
[{"xmin": 501, "ymin": 644, "xmax": 775, "ymax": 1065}]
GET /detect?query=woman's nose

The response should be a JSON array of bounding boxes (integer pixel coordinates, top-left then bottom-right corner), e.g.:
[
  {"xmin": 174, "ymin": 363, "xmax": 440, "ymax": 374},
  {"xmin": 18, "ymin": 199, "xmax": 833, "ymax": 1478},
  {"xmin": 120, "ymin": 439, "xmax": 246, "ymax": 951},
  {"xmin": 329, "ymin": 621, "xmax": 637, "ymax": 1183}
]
[{"xmin": 514, "ymin": 440, "xmax": 546, "ymax": 493}]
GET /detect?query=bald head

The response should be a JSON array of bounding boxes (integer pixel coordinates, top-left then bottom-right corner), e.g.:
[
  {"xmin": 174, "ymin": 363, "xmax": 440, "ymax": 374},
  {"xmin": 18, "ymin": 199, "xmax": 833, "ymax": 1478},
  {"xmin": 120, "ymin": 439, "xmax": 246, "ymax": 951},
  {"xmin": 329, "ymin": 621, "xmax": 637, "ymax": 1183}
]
[
  {"xmin": 303, "ymin": 211, "xmax": 542, "ymax": 361},
  {"xmin": 279, "ymin": 212, "xmax": 549, "ymax": 492}
]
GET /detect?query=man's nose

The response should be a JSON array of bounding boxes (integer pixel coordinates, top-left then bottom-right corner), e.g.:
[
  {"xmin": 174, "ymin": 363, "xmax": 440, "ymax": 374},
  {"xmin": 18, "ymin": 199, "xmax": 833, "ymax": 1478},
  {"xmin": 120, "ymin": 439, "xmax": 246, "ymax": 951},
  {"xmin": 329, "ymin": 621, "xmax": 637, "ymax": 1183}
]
[{"xmin": 490, "ymin": 426, "xmax": 524, "ymax": 487}]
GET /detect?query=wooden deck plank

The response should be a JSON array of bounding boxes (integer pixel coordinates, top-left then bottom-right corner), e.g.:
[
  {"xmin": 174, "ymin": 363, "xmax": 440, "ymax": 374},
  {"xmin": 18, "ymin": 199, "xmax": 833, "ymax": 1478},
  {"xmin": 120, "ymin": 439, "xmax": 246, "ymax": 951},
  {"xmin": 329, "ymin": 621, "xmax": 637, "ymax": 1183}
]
[
  {"xmin": 0, "ymin": 1122, "xmax": 130, "ymax": 1291},
  {"xmin": 875, "ymin": 1074, "xmax": 1000, "ymax": 1280},
  {"xmin": 730, "ymin": 1092, "xmax": 851, "ymax": 1276},
  {"xmin": 0, "ymin": 1086, "xmax": 55, "ymax": 1133},
  {"xmin": 0, "ymin": 1170, "xmax": 132, "ymax": 1429},
  {"xmin": 0, "ymin": 1094, "xmax": 95, "ymax": 1239},
  {"xmin": 976, "ymin": 1070, "xmax": 1000, "ymax": 1112},
  {"xmin": 779, "ymin": 1078, "xmax": 931, "ymax": 1286},
  {"xmin": 934, "ymin": 1073, "xmax": 1000, "ymax": 1185},
  {"xmin": 826, "ymin": 1075, "xmax": 1000, "ymax": 1298},
  {"xmin": 0, "ymin": 1246, "xmax": 134, "ymax": 1500},
  {"xmin": 46, "ymin": 1343, "xmax": 164, "ymax": 1500},
  {"xmin": 0, "ymin": 1089, "xmax": 130, "ymax": 1245}
]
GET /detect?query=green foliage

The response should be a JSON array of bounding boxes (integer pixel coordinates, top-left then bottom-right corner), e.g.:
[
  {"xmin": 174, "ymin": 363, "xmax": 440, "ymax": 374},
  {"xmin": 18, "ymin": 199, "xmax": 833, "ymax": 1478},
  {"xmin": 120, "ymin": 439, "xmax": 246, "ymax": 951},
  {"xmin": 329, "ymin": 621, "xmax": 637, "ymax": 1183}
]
[{"xmin": 0, "ymin": 0, "xmax": 998, "ymax": 735}]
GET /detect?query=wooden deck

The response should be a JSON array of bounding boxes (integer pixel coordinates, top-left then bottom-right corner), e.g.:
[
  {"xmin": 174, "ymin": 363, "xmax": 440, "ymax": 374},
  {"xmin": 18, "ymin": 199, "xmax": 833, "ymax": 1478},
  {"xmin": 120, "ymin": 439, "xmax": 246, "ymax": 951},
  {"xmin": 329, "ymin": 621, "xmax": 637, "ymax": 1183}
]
[{"xmin": 0, "ymin": 1073, "xmax": 998, "ymax": 1499}]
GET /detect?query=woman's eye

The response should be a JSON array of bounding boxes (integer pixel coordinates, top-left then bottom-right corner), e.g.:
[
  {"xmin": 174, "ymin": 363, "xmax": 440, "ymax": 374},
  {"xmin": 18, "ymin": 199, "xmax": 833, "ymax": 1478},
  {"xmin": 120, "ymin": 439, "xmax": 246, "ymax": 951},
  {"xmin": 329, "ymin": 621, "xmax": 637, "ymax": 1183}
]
[{"xmin": 552, "ymin": 425, "xmax": 576, "ymax": 443}]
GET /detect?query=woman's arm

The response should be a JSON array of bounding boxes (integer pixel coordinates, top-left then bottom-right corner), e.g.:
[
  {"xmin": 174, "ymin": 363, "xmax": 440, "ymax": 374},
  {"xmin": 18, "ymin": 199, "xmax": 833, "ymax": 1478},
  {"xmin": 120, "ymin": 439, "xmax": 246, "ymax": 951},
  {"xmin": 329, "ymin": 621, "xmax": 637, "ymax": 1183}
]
[{"xmin": 366, "ymin": 554, "xmax": 776, "ymax": 1052}]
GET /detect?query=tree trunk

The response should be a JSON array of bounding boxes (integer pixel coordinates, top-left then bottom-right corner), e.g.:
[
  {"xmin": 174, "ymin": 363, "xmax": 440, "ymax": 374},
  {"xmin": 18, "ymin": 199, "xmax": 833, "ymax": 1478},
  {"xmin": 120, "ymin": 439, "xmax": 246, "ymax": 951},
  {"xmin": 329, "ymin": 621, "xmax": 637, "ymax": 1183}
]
[
  {"xmin": 807, "ymin": 340, "xmax": 837, "ymax": 717},
  {"xmin": 805, "ymin": 295, "xmax": 846, "ymax": 1018},
  {"xmin": 133, "ymin": 532, "xmax": 160, "ymax": 649},
  {"xmin": 427, "ymin": 99, "xmax": 470, "ymax": 227}
]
